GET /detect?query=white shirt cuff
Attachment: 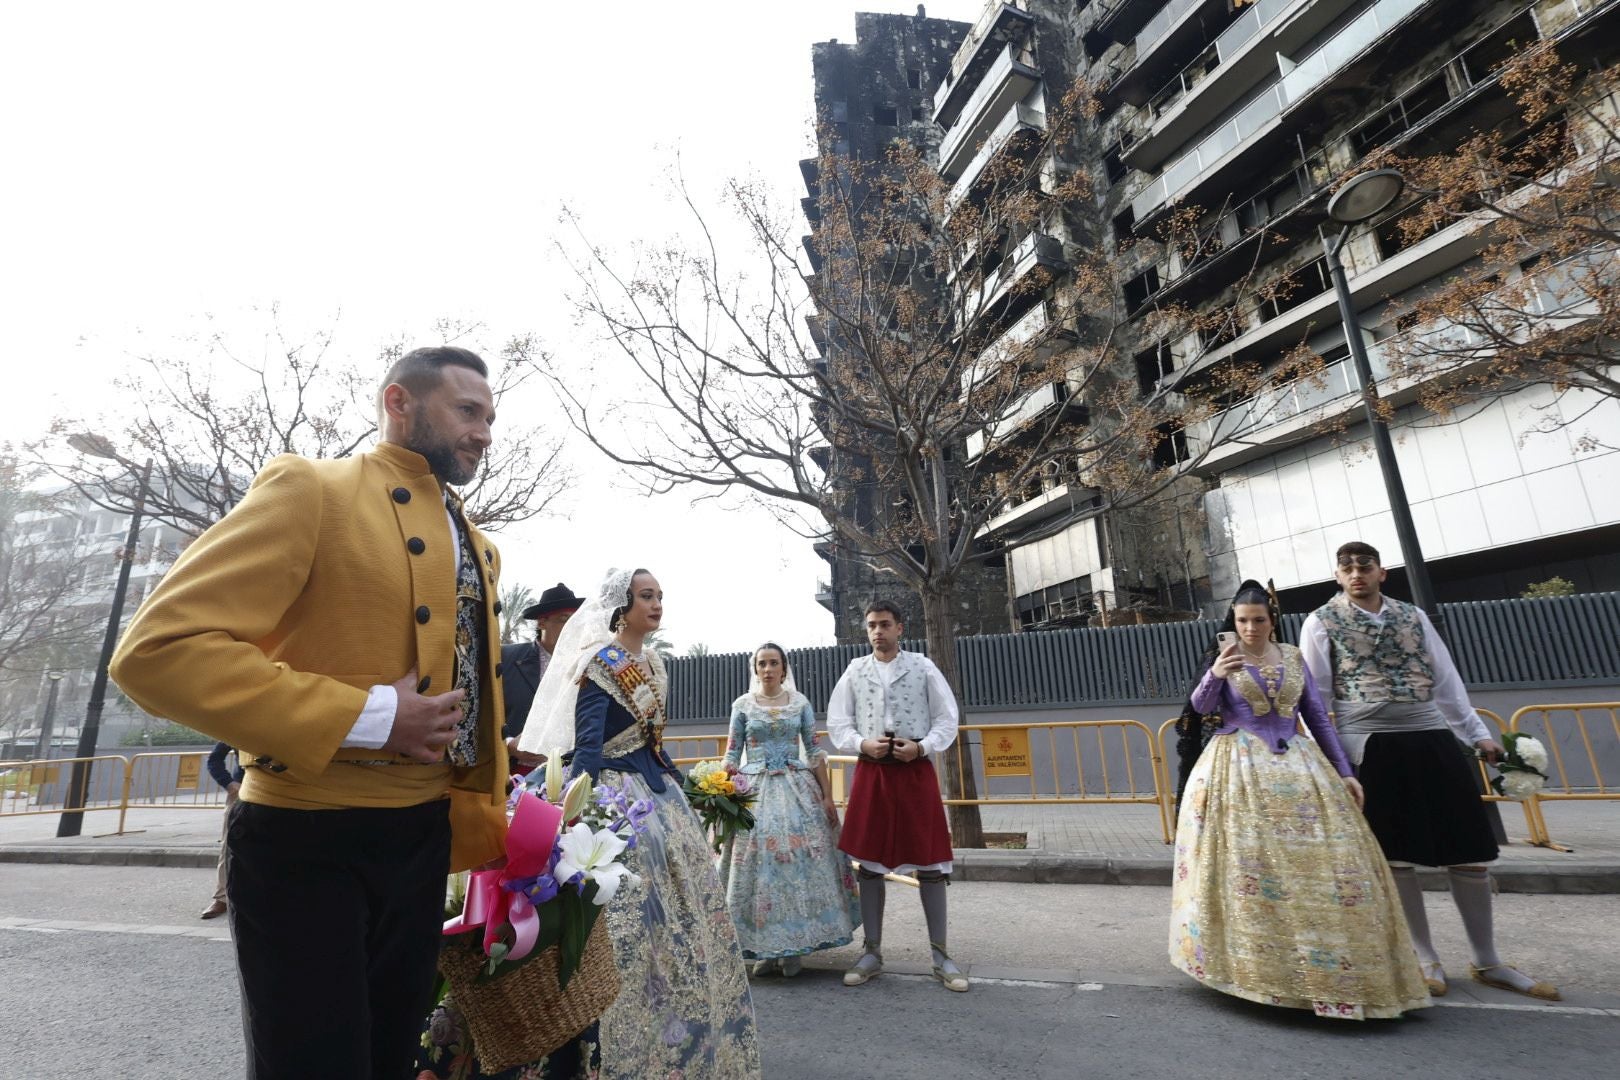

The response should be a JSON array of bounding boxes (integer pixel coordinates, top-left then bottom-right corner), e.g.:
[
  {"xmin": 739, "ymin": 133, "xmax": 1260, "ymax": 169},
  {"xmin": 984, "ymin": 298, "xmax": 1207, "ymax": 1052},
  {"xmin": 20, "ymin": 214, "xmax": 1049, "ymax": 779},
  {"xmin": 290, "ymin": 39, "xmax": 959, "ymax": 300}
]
[{"xmin": 342, "ymin": 684, "xmax": 398, "ymax": 749}]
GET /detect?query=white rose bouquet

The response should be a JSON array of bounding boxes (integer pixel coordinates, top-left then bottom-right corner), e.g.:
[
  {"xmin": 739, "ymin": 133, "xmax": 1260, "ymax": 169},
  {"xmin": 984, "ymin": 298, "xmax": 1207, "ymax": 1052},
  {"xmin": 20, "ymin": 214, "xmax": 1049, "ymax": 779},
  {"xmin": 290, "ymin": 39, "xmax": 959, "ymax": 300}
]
[{"xmin": 1483, "ymin": 732, "xmax": 1550, "ymax": 801}]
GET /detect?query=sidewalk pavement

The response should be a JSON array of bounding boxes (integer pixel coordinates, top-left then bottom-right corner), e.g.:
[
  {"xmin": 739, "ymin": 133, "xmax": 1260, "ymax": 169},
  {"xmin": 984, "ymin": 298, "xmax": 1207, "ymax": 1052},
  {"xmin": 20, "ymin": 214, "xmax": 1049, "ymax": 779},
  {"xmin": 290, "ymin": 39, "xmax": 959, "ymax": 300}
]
[{"xmin": 4, "ymin": 797, "xmax": 1617, "ymax": 892}]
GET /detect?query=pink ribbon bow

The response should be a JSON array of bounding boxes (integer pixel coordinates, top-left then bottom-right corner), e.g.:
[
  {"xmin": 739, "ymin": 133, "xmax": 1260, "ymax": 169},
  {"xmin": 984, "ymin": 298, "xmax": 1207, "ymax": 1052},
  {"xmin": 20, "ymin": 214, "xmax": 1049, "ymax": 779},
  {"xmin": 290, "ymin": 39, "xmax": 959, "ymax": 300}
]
[{"xmin": 442, "ymin": 789, "xmax": 562, "ymax": 963}]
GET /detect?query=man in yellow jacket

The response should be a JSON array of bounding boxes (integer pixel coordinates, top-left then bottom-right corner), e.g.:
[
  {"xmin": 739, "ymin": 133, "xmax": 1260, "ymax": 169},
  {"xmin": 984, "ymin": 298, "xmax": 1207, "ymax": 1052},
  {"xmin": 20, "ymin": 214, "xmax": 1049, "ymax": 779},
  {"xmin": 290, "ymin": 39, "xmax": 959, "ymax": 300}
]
[{"xmin": 111, "ymin": 346, "xmax": 510, "ymax": 1079}]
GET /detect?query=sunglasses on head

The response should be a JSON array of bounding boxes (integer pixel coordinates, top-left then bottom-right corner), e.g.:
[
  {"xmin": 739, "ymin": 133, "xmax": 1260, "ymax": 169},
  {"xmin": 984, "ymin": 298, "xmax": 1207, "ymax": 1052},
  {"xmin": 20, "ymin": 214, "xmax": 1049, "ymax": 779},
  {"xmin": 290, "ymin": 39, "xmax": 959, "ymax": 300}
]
[{"xmin": 1337, "ymin": 554, "xmax": 1378, "ymax": 569}]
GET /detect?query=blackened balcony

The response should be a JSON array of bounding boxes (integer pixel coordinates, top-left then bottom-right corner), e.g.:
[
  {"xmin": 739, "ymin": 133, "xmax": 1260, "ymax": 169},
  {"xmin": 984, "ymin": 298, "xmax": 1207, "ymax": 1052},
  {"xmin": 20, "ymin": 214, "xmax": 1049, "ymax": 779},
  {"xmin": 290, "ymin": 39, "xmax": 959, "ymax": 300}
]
[
  {"xmin": 938, "ymin": 43, "xmax": 1044, "ymax": 182},
  {"xmin": 966, "ymin": 379, "xmax": 1087, "ymax": 462},
  {"xmin": 1110, "ymin": 0, "xmax": 1236, "ymax": 108},
  {"xmin": 1130, "ymin": 0, "xmax": 1441, "ymax": 223},
  {"xmin": 934, "ymin": 3, "xmax": 1036, "ymax": 130},
  {"xmin": 960, "ymin": 301, "xmax": 1077, "ymax": 396},
  {"xmin": 1123, "ymin": 0, "xmax": 1364, "ymax": 173},
  {"xmin": 1088, "ymin": 0, "xmax": 1168, "ymax": 53},
  {"xmin": 960, "ymin": 232, "xmax": 1067, "ymax": 334},
  {"xmin": 945, "ymin": 101, "xmax": 1047, "ymax": 212}
]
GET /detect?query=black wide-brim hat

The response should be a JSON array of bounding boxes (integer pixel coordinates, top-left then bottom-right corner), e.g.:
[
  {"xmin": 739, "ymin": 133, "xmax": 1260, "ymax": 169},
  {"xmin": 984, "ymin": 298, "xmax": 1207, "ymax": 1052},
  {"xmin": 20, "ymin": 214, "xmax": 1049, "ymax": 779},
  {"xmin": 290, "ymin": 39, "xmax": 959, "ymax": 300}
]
[{"xmin": 522, "ymin": 582, "xmax": 585, "ymax": 621}]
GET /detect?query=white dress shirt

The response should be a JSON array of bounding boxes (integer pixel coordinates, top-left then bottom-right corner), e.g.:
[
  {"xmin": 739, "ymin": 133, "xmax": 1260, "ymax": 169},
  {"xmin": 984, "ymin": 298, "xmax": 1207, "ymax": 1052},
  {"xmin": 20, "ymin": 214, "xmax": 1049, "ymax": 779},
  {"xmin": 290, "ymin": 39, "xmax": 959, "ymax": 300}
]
[{"xmin": 825, "ymin": 651, "xmax": 960, "ymax": 756}]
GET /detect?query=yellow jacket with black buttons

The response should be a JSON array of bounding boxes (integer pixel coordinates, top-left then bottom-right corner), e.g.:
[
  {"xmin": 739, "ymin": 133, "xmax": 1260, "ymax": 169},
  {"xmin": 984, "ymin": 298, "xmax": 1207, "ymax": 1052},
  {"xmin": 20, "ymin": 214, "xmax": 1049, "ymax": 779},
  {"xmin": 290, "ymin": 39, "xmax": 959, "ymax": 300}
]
[{"xmin": 109, "ymin": 441, "xmax": 508, "ymax": 871}]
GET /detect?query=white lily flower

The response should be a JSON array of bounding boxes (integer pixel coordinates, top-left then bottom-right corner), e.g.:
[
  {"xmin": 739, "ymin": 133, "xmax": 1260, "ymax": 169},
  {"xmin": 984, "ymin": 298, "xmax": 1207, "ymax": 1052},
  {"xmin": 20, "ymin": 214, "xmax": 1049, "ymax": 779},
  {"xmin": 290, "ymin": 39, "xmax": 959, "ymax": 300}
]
[
  {"xmin": 560, "ymin": 773, "xmax": 595, "ymax": 822},
  {"xmin": 553, "ymin": 822, "xmax": 639, "ymax": 905},
  {"xmin": 544, "ymin": 749, "xmax": 566, "ymax": 803}
]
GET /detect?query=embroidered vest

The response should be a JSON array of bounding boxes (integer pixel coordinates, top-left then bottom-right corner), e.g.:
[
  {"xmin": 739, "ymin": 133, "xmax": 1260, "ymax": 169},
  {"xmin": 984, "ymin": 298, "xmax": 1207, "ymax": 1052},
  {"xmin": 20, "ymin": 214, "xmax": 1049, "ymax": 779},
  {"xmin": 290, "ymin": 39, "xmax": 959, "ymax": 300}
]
[
  {"xmin": 1312, "ymin": 592, "xmax": 1435, "ymax": 704},
  {"xmin": 849, "ymin": 654, "xmax": 933, "ymax": 743}
]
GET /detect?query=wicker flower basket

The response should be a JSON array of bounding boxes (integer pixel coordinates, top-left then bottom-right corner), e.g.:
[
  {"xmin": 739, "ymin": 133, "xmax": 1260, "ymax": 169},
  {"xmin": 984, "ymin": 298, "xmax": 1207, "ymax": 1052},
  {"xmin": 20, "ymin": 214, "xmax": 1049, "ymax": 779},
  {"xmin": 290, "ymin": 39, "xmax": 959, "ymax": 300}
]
[{"xmin": 437, "ymin": 918, "xmax": 620, "ymax": 1070}]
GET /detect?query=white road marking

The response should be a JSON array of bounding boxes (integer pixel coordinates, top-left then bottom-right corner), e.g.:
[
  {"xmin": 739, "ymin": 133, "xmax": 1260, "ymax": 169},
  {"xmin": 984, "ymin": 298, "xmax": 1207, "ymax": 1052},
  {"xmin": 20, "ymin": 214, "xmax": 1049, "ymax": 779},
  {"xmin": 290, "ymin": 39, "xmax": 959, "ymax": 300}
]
[{"xmin": 1, "ymin": 918, "xmax": 229, "ymax": 942}]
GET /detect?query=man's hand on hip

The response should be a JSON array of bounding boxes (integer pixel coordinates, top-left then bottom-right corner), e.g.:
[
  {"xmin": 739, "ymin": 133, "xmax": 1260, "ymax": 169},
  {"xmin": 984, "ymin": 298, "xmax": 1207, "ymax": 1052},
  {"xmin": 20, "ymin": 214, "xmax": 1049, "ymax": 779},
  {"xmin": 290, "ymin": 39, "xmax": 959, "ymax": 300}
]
[{"xmin": 384, "ymin": 668, "xmax": 468, "ymax": 763}]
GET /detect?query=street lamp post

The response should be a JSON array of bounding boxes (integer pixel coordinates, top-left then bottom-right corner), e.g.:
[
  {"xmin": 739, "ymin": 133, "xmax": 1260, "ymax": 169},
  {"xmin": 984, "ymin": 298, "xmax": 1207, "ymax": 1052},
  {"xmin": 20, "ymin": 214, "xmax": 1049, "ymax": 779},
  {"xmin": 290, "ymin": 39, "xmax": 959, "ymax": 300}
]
[
  {"xmin": 35, "ymin": 670, "xmax": 66, "ymax": 762},
  {"xmin": 57, "ymin": 436, "xmax": 154, "ymax": 838},
  {"xmin": 1321, "ymin": 169, "xmax": 1442, "ymax": 619}
]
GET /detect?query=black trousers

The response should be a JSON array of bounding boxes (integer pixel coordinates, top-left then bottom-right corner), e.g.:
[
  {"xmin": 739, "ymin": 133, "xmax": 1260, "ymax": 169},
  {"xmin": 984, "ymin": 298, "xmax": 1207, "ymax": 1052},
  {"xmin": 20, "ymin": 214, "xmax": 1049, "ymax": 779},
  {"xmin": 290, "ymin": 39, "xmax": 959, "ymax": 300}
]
[{"xmin": 226, "ymin": 798, "xmax": 451, "ymax": 1080}]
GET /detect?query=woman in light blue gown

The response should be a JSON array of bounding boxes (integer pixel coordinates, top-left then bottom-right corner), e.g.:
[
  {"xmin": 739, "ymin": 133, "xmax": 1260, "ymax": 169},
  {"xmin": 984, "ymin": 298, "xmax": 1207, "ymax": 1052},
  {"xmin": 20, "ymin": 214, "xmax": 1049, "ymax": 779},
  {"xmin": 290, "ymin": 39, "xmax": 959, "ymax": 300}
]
[{"xmin": 718, "ymin": 642, "xmax": 860, "ymax": 976}]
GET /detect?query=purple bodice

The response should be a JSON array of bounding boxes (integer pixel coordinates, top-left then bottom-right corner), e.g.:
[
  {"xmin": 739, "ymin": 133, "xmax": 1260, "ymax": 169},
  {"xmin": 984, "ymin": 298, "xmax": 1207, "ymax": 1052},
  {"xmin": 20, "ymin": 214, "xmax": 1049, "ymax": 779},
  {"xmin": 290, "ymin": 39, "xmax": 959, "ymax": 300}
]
[{"xmin": 1190, "ymin": 653, "xmax": 1353, "ymax": 777}]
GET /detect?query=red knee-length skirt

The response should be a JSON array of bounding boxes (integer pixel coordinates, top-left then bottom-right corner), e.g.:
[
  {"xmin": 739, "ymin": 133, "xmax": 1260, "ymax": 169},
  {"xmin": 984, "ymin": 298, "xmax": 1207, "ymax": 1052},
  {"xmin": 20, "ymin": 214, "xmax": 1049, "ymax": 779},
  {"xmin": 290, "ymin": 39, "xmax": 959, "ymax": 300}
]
[{"xmin": 838, "ymin": 757, "xmax": 954, "ymax": 873}]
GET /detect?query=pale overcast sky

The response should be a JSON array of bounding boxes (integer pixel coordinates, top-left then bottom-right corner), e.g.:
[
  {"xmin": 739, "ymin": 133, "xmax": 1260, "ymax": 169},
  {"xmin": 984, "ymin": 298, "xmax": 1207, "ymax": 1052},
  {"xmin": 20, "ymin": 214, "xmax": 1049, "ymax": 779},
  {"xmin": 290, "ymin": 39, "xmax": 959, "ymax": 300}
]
[{"xmin": 1, "ymin": 1, "xmax": 984, "ymax": 654}]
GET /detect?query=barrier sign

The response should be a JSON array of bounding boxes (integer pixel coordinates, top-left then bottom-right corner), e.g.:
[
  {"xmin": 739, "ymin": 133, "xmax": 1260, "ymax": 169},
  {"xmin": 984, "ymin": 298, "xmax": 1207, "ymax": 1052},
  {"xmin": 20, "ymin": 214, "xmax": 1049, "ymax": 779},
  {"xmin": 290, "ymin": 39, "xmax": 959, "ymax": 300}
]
[
  {"xmin": 984, "ymin": 727, "xmax": 1032, "ymax": 776},
  {"xmin": 176, "ymin": 754, "xmax": 203, "ymax": 790}
]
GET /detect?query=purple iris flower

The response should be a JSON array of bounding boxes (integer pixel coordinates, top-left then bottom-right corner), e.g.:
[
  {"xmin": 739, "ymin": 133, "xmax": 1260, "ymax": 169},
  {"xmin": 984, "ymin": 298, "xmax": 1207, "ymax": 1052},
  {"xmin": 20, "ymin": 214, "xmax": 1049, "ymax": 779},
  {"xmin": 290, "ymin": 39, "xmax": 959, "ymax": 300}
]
[
  {"xmin": 522, "ymin": 873, "xmax": 560, "ymax": 906},
  {"xmin": 627, "ymin": 799, "xmax": 656, "ymax": 831}
]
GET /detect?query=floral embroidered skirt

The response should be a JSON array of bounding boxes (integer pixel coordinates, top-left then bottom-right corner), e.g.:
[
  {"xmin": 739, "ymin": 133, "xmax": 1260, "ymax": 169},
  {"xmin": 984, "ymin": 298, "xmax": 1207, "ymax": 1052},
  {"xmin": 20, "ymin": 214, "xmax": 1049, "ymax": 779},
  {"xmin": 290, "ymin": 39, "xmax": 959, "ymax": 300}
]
[
  {"xmin": 595, "ymin": 771, "xmax": 761, "ymax": 1079},
  {"xmin": 717, "ymin": 767, "xmax": 861, "ymax": 959},
  {"xmin": 1169, "ymin": 729, "xmax": 1431, "ymax": 1020}
]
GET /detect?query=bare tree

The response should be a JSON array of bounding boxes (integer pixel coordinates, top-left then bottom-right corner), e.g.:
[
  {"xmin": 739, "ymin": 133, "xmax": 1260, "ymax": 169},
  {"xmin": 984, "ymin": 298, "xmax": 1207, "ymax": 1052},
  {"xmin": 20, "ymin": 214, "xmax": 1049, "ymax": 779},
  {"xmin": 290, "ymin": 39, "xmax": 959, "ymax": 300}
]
[
  {"xmin": 544, "ymin": 84, "xmax": 1276, "ymax": 845},
  {"xmin": 0, "ymin": 453, "xmax": 101, "ymax": 743},
  {"xmin": 32, "ymin": 314, "xmax": 573, "ymax": 536},
  {"xmin": 1379, "ymin": 46, "xmax": 1620, "ymax": 444}
]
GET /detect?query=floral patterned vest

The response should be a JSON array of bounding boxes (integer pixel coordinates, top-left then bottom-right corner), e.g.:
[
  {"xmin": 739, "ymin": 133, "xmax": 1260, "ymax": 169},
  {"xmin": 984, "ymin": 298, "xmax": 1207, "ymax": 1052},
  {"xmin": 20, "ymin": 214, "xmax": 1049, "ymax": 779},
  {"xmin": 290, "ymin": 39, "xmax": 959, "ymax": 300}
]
[
  {"xmin": 848, "ymin": 652, "xmax": 934, "ymax": 743},
  {"xmin": 1311, "ymin": 592, "xmax": 1436, "ymax": 703}
]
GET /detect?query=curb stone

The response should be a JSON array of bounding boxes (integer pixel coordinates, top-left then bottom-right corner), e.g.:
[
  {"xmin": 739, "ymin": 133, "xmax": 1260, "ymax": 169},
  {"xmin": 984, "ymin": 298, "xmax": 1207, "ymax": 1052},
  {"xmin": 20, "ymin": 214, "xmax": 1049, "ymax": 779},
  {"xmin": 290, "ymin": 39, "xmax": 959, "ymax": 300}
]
[{"xmin": 4, "ymin": 844, "xmax": 1619, "ymax": 893}]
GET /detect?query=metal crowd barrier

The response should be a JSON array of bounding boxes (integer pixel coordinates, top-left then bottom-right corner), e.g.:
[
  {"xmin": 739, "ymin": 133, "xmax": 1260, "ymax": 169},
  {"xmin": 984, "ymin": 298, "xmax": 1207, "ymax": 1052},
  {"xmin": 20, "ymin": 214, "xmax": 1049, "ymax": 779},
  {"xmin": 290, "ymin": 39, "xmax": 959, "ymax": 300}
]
[
  {"xmin": 0, "ymin": 755, "xmax": 130, "ymax": 823},
  {"xmin": 1473, "ymin": 709, "xmax": 1550, "ymax": 849},
  {"xmin": 950, "ymin": 720, "xmax": 1171, "ymax": 843},
  {"xmin": 670, "ymin": 722, "xmax": 1174, "ymax": 841},
  {"xmin": 5, "ymin": 704, "xmax": 1608, "ymax": 851},
  {"xmin": 1508, "ymin": 702, "xmax": 1620, "ymax": 851},
  {"xmin": 117, "ymin": 751, "xmax": 232, "ymax": 835},
  {"xmin": 665, "ymin": 734, "xmax": 858, "ymax": 806}
]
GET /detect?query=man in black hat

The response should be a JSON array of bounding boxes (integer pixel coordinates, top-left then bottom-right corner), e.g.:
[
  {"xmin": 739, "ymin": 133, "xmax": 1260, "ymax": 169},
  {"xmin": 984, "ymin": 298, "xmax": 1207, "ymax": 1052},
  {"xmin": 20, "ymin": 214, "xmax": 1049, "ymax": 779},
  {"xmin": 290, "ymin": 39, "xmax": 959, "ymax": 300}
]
[{"xmin": 502, "ymin": 582, "xmax": 583, "ymax": 763}]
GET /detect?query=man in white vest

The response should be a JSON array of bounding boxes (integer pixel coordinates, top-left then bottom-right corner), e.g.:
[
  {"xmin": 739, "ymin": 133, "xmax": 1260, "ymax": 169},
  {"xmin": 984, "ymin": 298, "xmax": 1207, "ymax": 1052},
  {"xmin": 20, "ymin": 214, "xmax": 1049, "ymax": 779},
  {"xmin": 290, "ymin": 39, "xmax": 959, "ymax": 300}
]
[{"xmin": 826, "ymin": 600, "xmax": 967, "ymax": 992}]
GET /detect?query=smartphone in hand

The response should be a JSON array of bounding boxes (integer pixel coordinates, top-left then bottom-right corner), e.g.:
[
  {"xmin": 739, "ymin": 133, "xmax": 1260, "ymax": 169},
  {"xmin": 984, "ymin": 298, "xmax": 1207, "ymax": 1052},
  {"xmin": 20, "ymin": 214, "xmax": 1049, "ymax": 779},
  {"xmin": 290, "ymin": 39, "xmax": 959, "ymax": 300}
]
[{"xmin": 1216, "ymin": 631, "xmax": 1238, "ymax": 650}]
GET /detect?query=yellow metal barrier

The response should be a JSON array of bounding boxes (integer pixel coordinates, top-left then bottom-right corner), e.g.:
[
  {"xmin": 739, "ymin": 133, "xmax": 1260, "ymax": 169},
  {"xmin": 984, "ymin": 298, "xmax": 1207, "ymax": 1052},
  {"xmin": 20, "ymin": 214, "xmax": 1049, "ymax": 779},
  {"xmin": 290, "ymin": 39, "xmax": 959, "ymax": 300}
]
[
  {"xmin": 1472, "ymin": 709, "xmax": 1550, "ymax": 849},
  {"xmin": 1155, "ymin": 717, "xmax": 1179, "ymax": 842},
  {"xmin": 1509, "ymin": 702, "xmax": 1620, "ymax": 852},
  {"xmin": 663, "ymin": 734, "xmax": 729, "ymax": 764},
  {"xmin": 116, "ymin": 751, "xmax": 232, "ymax": 835},
  {"xmin": 0, "ymin": 755, "xmax": 130, "ymax": 822},
  {"xmin": 948, "ymin": 720, "xmax": 1171, "ymax": 843}
]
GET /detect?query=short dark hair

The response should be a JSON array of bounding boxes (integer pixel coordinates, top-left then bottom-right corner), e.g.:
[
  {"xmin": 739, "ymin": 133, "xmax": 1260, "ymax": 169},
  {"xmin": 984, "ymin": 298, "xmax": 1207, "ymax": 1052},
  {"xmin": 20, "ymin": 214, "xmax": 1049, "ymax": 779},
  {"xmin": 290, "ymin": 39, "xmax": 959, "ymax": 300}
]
[
  {"xmin": 1336, "ymin": 540, "xmax": 1380, "ymax": 563},
  {"xmin": 376, "ymin": 346, "xmax": 488, "ymax": 415},
  {"xmin": 863, "ymin": 600, "xmax": 905, "ymax": 624}
]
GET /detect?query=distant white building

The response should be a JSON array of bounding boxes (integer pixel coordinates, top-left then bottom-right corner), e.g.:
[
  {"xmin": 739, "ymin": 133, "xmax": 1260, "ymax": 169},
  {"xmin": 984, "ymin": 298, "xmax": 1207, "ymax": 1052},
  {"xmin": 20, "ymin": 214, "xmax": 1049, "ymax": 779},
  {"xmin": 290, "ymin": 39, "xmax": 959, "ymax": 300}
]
[{"xmin": 2, "ymin": 484, "xmax": 190, "ymax": 756}]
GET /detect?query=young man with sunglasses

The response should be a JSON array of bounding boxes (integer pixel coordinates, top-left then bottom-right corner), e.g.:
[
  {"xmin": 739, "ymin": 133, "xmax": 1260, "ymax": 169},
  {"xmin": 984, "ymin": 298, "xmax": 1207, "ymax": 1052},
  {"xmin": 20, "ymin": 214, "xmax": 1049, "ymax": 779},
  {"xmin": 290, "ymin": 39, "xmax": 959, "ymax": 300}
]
[{"xmin": 1300, "ymin": 541, "xmax": 1558, "ymax": 1001}]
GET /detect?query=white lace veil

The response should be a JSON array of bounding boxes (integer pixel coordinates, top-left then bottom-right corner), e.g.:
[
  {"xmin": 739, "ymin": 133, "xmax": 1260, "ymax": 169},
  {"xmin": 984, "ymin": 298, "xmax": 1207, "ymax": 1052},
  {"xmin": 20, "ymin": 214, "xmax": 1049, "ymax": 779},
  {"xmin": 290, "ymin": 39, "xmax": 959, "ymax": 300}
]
[
  {"xmin": 747, "ymin": 642, "xmax": 800, "ymax": 698},
  {"xmin": 517, "ymin": 567, "xmax": 636, "ymax": 758}
]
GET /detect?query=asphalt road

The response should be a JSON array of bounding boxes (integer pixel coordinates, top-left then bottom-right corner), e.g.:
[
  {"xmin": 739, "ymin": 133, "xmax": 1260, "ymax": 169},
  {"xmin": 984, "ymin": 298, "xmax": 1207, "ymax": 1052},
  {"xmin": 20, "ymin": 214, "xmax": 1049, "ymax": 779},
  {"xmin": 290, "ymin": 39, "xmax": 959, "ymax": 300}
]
[{"xmin": 3, "ymin": 865, "xmax": 1617, "ymax": 1079}]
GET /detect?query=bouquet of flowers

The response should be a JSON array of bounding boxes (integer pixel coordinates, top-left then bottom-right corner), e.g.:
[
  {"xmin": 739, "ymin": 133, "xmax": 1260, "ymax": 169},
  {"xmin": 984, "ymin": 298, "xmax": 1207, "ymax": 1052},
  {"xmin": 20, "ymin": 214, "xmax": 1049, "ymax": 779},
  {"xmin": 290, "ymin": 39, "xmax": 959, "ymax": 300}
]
[
  {"xmin": 1484, "ymin": 732, "xmax": 1551, "ymax": 801},
  {"xmin": 431, "ymin": 754, "xmax": 653, "ymax": 1069},
  {"xmin": 682, "ymin": 758, "xmax": 758, "ymax": 853}
]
